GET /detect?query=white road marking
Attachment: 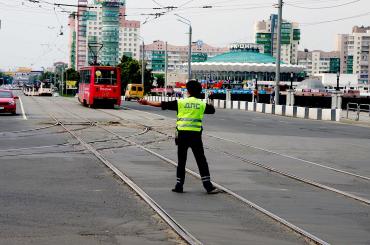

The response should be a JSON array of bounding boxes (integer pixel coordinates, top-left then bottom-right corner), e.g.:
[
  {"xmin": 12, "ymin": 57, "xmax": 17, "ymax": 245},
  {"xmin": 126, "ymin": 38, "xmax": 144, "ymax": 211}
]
[{"xmin": 18, "ymin": 97, "xmax": 28, "ymax": 120}]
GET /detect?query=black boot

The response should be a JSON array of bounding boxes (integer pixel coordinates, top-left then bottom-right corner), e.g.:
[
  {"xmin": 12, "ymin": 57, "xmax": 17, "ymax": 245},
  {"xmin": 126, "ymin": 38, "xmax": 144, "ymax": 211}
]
[
  {"xmin": 172, "ymin": 183, "xmax": 184, "ymax": 193},
  {"xmin": 204, "ymin": 181, "xmax": 222, "ymax": 194}
]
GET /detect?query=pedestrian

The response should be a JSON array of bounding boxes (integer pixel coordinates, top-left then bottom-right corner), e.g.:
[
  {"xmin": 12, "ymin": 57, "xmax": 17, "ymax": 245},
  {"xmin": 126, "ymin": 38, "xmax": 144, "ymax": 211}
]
[
  {"xmin": 138, "ymin": 80, "xmax": 220, "ymax": 194},
  {"xmin": 270, "ymin": 88, "xmax": 275, "ymax": 104},
  {"xmin": 253, "ymin": 88, "xmax": 259, "ymax": 103}
]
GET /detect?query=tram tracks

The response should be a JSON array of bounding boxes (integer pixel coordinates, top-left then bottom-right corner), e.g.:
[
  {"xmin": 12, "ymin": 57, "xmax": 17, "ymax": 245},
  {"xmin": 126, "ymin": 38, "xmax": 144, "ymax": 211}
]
[
  {"xmin": 99, "ymin": 107, "xmax": 370, "ymax": 205},
  {"xmin": 127, "ymin": 106, "xmax": 370, "ymax": 182},
  {"xmin": 0, "ymin": 123, "xmax": 59, "ymax": 135},
  {"xmin": 205, "ymin": 134, "xmax": 370, "ymax": 182},
  {"xmin": 31, "ymin": 97, "xmax": 203, "ymax": 245},
  {"xmin": 39, "ymin": 98, "xmax": 330, "ymax": 244}
]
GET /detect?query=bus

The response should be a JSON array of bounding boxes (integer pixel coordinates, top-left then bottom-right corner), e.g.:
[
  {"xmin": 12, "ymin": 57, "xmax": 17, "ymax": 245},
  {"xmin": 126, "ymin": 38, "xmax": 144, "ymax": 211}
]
[
  {"xmin": 38, "ymin": 81, "xmax": 53, "ymax": 96},
  {"xmin": 78, "ymin": 66, "xmax": 121, "ymax": 108},
  {"xmin": 23, "ymin": 81, "xmax": 53, "ymax": 96}
]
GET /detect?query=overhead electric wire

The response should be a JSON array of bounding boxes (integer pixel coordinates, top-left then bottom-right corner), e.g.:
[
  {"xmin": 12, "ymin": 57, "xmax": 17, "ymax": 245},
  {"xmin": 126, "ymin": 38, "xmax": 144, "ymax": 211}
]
[
  {"xmin": 151, "ymin": 0, "xmax": 164, "ymax": 7},
  {"xmin": 286, "ymin": 0, "xmax": 361, "ymax": 9},
  {"xmin": 178, "ymin": 0, "xmax": 197, "ymax": 8},
  {"xmin": 301, "ymin": 11, "xmax": 370, "ymax": 26}
]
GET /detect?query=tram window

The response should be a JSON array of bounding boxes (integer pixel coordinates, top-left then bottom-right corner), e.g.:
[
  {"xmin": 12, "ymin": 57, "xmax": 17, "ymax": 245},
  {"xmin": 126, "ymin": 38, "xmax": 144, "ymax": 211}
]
[
  {"xmin": 80, "ymin": 70, "xmax": 91, "ymax": 84},
  {"xmin": 86, "ymin": 71, "xmax": 91, "ymax": 84},
  {"xmin": 43, "ymin": 82, "xmax": 51, "ymax": 88},
  {"xmin": 137, "ymin": 87, "xmax": 143, "ymax": 92},
  {"xmin": 95, "ymin": 70, "xmax": 117, "ymax": 85},
  {"xmin": 79, "ymin": 71, "xmax": 84, "ymax": 84}
]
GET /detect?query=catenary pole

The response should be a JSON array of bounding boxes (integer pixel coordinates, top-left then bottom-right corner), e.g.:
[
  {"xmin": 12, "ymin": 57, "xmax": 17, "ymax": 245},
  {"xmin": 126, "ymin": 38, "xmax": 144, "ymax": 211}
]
[
  {"xmin": 275, "ymin": 0, "xmax": 283, "ymax": 105},
  {"xmin": 188, "ymin": 25, "xmax": 192, "ymax": 80},
  {"xmin": 141, "ymin": 40, "xmax": 145, "ymax": 87},
  {"xmin": 165, "ymin": 41, "xmax": 168, "ymax": 96}
]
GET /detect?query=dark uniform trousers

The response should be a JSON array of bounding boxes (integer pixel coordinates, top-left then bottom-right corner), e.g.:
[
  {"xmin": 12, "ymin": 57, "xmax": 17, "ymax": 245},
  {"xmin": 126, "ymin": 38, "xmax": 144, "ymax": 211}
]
[{"xmin": 176, "ymin": 131, "xmax": 213, "ymax": 191}]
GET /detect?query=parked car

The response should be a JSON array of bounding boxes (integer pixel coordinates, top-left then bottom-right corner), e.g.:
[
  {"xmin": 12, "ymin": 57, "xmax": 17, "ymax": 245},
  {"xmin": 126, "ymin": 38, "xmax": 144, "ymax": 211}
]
[{"xmin": 0, "ymin": 90, "xmax": 18, "ymax": 115}]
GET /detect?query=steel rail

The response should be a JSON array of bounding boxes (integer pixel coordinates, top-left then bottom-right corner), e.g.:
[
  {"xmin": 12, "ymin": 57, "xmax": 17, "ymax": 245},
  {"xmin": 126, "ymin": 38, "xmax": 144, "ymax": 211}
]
[
  {"xmin": 99, "ymin": 125, "xmax": 329, "ymax": 245},
  {"xmin": 99, "ymin": 108, "xmax": 370, "ymax": 204},
  {"xmin": 41, "ymin": 97, "xmax": 152, "ymax": 139},
  {"xmin": 43, "ymin": 114, "xmax": 202, "ymax": 245},
  {"xmin": 203, "ymin": 144, "xmax": 370, "ymax": 205},
  {"xmin": 40, "ymin": 99, "xmax": 329, "ymax": 244},
  {"xmin": 0, "ymin": 123, "xmax": 58, "ymax": 134},
  {"xmin": 0, "ymin": 149, "xmax": 87, "ymax": 158},
  {"xmin": 123, "ymin": 106, "xmax": 370, "ymax": 182},
  {"xmin": 0, "ymin": 143, "xmax": 77, "ymax": 152},
  {"xmin": 206, "ymin": 134, "xmax": 370, "ymax": 181}
]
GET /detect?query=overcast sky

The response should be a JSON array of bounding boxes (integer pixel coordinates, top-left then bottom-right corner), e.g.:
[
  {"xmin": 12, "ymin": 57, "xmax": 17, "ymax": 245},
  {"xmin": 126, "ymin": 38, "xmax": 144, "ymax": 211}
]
[{"xmin": 0, "ymin": 0, "xmax": 369, "ymax": 71}]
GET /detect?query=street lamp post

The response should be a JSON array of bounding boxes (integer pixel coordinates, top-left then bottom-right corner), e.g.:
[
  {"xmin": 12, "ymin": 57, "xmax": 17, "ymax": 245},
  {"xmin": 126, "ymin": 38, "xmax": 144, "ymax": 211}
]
[
  {"xmin": 336, "ymin": 71, "xmax": 340, "ymax": 91},
  {"xmin": 175, "ymin": 14, "xmax": 192, "ymax": 81}
]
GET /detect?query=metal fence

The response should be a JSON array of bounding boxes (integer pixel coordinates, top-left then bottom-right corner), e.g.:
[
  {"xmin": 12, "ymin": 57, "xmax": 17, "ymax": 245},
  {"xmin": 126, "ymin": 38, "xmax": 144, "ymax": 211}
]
[
  {"xmin": 346, "ymin": 103, "xmax": 370, "ymax": 121},
  {"xmin": 346, "ymin": 103, "xmax": 360, "ymax": 121}
]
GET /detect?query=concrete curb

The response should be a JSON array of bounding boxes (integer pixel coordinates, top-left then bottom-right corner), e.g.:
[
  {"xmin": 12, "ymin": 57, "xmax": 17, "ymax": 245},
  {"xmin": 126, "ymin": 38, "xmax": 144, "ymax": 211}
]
[{"xmin": 145, "ymin": 96, "xmax": 341, "ymax": 122}]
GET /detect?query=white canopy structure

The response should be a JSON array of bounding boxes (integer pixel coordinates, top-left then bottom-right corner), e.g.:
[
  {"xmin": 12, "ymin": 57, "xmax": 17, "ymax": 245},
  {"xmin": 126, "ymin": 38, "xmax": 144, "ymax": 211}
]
[
  {"xmin": 192, "ymin": 62, "xmax": 304, "ymax": 73},
  {"xmin": 190, "ymin": 50, "xmax": 305, "ymax": 84}
]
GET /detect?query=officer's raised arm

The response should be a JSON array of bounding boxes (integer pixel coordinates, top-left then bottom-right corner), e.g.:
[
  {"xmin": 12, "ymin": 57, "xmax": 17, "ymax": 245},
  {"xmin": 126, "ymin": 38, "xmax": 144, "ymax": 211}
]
[
  {"xmin": 138, "ymin": 99, "xmax": 161, "ymax": 107},
  {"xmin": 204, "ymin": 103, "xmax": 215, "ymax": 114}
]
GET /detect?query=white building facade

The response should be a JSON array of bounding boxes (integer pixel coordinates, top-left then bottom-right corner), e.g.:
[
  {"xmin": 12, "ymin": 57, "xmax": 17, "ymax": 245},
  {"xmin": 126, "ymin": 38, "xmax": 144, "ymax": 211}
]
[
  {"xmin": 336, "ymin": 26, "xmax": 370, "ymax": 84},
  {"xmin": 68, "ymin": 0, "xmax": 141, "ymax": 70},
  {"xmin": 142, "ymin": 40, "xmax": 229, "ymax": 73},
  {"xmin": 298, "ymin": 50, "xmax": 340, "ymax": 77}
]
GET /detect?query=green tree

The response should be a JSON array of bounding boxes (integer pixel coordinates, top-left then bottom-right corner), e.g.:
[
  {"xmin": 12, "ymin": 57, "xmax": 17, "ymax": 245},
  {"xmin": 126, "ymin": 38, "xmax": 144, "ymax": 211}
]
[
  {"xmin": 39, "ymin": 71, "xmax": 55, "ymax": 82},
  {"xmin": 117, "ymin": 55, "xmax": 154, "ymax": 94},
  {"xmin": 0, "ymin": 72, "xmax": 13, "ymax": 85},
  {"xmin": 154, "ymin": 74, "xmax": 165, "ymax": 88},
  {"xmin": 64, "ymin": 68, "xmax": 80, "ymax": 82}
]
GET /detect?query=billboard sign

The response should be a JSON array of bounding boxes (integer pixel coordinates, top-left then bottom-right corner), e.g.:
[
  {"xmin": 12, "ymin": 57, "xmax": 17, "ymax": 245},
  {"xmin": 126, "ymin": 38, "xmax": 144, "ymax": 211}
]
[{"xmin": 229, "ymin": 43, "xmax": 264, "ymax": 53}]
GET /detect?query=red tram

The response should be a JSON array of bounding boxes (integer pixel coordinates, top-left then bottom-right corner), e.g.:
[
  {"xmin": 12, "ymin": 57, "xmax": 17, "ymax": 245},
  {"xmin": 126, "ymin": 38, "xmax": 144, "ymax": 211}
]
[{"xmin": 78, "ymin": 66, "xmax": 121, "ymax": 108}]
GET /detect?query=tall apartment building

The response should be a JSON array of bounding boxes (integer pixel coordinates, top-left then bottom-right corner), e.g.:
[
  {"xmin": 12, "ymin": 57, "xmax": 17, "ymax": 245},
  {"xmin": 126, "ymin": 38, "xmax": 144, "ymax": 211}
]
[
  {"xmin": 142, "ymin": 40, "xmax": 228, "ymax": 72},
  {"xmin": 297, "ymin": 50, "xmax": 340, "ymax": 77},
  {"xmin": 336, "ymin": 26, "xmax": 370, "ymax": 84},
  {"xmin": 254, "ymin": 14, "xmax": 300, "ymax": 65},
  {"xmin": 68, "ymin": 0, "xmax": 140, "ymax": 70}
]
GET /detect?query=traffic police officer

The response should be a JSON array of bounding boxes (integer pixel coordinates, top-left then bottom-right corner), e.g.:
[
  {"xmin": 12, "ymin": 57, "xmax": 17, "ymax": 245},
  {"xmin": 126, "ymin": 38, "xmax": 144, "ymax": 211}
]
[{"xmin": 138, "ymin": 80, "xmax": 220, "ymax": 194}]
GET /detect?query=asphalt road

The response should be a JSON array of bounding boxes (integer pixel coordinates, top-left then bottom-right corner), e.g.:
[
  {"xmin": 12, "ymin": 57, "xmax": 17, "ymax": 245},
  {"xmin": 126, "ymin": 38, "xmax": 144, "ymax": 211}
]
[
  {"xmin": 121, "ymin": 100, "xmax": 370, "ymax": 244},
  {"xmin": 1, "ymin": 94, "xmax": 369, "ymax": 245},
  {"xmin": 0, "ymin": 93, "xmax": 182, "ymax": 245}
]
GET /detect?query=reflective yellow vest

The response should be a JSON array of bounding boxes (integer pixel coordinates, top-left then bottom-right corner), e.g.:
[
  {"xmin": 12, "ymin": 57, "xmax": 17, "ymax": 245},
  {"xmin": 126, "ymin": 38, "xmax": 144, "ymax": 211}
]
[{"xmin": 177, "ymin": 97, "xmax": 206, "ymax": 132}]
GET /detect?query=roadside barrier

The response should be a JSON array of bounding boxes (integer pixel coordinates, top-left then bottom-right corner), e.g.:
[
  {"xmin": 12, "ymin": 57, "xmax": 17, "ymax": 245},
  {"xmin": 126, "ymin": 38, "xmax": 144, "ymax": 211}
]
[
  {"xmin": 145, "ymin": 96, "xmax": 341, "ymax": 122},
  {"xmin": 346, "ymin": 103, "xmax": 360, "ymax": 121},
  {"xmin": 360, "ymin": 104, "xmax": 370, "ymax": 117}
]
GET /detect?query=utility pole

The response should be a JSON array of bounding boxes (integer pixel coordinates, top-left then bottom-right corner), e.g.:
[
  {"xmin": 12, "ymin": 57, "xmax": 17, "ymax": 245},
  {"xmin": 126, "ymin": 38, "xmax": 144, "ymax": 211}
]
[
  {"xmin": 141, "ymin": 40, "xmax": 145, "ymax": 87},
  {"xmin": 61, "ymin": 65, "xmax": 65, "ymax": 96},
  {"xmin": 188, "ymin": 25, "xmax": 192, "ymax": 80},
  {"xmin": 164, "ymin": 41, "xmax": 168, "ymax": 96},
  {"xmin": 274, "ymin": 0, "xmax": 283, "ymax": 105}
]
